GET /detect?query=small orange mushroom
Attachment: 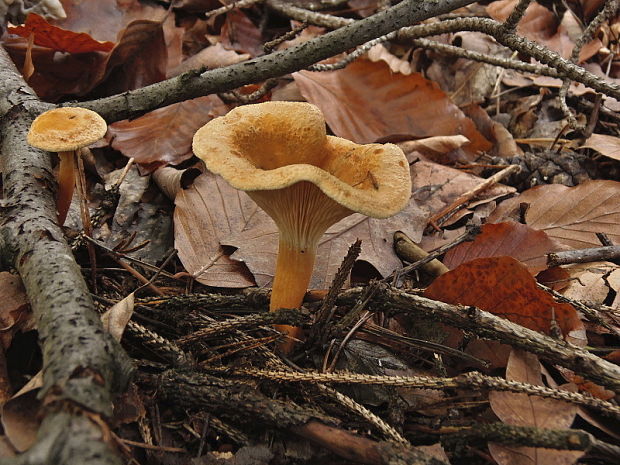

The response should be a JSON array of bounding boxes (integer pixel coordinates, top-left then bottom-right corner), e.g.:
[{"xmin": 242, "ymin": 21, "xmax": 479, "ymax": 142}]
[
  {"xmin": 27, "ymin": 107, "xmax": 107, "ymax": 225},
  {"xmin": 192, "ymin": 101, "xmax": 411, "ymax": 353}
]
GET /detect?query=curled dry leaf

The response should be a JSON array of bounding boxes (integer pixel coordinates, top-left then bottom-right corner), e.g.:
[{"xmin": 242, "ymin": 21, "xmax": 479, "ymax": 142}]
[
  {"xmin": 487, "ymin": 180, "xmax": 620, "ymax": 249},
  {"xmin": 101, "ymin": 293, "xmax": 135, "ymax": 342},
  {"xmin": 398, "ymin": 135, "xmax": 470, "ymax": 164},
  {"xmin": 0, "ymin": 272, "xmax": 34, "ymax": 350},
  {"xmin": 168, "ymin": 42, "xmax": 250, "ymax": 78},
  {"xmin": 424, "ymin": 256, "xmax": 585, "ymax": 340},
  {"xmin": 443, "ymin": 222, "xmax": 567, "ymax": 275},
  {"xmin": 8, "ymin": 13, "xmax": 114, "ymax": 52},
  {"xmin": 462, "ymin": 103, "xmax": 523, "ymax": 158},
  {"xmin": 108, "ymin": 95, "xmax": 228, "ymax": 172},
  {"xmin": 486, "ymin": 0, "xmax": 600, "ymax": 60},
  {"xmin": 152, "ymin": 166, "xmax": 202, "ymax": 200},
  {"xmin": 1, "ymin": 390, "xmax": 40, "ymax": 453},
  {"xmin": 366, "ymin": 44, "xmax": 412, "ymax": 75},
  {"xmin": 294, "ymin": 59, "xmax": 491, "ymax": 159}
]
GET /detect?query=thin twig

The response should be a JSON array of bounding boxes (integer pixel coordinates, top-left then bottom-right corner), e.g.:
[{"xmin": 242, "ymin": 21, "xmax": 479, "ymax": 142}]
[{"xmin": 426, "ymin": 164, "xmax": 520, "ymax": 229}]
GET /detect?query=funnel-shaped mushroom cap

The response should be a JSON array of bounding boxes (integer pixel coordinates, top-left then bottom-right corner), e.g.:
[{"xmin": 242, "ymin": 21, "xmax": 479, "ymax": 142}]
[
  {"xmin": 193, "ymin": 102, "xmax": 411, "ymax": 351},
  {"xmin": 28, "ymin": 107, "xmax": 107, "ymax": 152},
  {"xmin": 192, "ymin": 101, "xmax": 411, "ymax": 221}
]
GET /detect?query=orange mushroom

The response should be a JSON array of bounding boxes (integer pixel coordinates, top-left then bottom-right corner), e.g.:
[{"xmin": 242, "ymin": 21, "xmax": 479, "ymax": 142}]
[
  {"xmin": 192, "ymin": 101, "xmax": 411, "ymax": 353},
  {"xmin": 27, "ymin": 107, "xmax": 107, "ymax": 225}
]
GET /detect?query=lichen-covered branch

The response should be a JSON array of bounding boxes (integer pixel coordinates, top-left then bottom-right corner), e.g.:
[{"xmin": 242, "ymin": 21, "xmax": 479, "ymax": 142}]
[{"xmin": 0, "ymin": 46, "xmax": 132, "ymax": 465}]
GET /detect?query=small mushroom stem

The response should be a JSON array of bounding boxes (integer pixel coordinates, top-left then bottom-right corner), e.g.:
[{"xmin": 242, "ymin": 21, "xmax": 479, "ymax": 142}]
[
  {"xmin": 270, "ymin": 238, "xmax": 317, "ymax": 352},
  {"xmin": 56, "ymin": 150, "xmax": 76, "ymax": 225}
]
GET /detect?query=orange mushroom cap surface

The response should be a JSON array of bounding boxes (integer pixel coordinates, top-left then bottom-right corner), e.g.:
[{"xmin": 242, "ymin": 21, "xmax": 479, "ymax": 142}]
[
  {"xmin": 192, "ymin": 101, "xmax": 411, "ymax": 220},
  {"xmin": 27, "ymin": 107, "xmax": 107, "ymax": 152}
]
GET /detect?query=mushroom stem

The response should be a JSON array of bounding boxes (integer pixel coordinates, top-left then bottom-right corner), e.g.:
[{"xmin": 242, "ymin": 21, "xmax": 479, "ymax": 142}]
[
  {"xmin": 270, "ymin": 238, "xmax": 317, "ymax": 352},
  {"xmin": 56, "ymin": 150, "xmax": 76, "ymax": 225}
]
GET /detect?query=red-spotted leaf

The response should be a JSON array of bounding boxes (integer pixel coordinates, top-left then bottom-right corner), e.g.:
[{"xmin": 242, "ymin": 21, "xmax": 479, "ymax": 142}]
[
  {"xmin": 9, "ymin": 13, "xmax": 114, "ymax": 53},
  {"xmin": 424, "ymin": 256, "xmax": 584, "ymax": 340}
]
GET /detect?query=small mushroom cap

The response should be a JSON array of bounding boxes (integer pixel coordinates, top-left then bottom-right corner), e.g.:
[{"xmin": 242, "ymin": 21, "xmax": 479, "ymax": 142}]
[
  {"xmin": 192, "ymin": 101, "xmax": 411, "ymax": 219},
  {"xmin": 28, "ymin": 107, "xmax": 107, "ymax": 152}
]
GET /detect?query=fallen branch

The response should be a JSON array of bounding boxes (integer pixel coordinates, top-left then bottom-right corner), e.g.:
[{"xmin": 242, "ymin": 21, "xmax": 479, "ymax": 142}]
[
  {"xmin": 0, "ymin": 47, "xmax": 132, "ymax": 465},
  {"xmin": 337, "ymin": 286, "xmax": 620, "ymax": 393}
]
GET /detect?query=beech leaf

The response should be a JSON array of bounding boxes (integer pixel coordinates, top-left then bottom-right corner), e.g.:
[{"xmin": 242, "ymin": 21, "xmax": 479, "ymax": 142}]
[
  {"xmin": 174, "ymin": 172, "xmax": 257, "ymax": 288},
  {"xmin": 443, "ymin": 222, "xmax": 567, "ymax": 274},
  {"xmin": 108, "ymin": 95, "xmax": 228, "ymax": 171},
  {"xmin": 487, "ymin": 180, "xmax": 620, "ymax": 249},
  {"xmin": 488, "ymin": 349, "xmax": 583, "ymax": 465},
  {"xmin": 581, "ymin": 133, "xmax": 620, "ymax": 161},
  {"xmin": 294, "ymin": 59, "xmax": 491, "ymax": 158}
]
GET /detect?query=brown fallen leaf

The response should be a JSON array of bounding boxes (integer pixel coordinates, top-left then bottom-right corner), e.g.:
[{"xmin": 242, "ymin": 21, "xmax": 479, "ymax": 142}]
[
  {"xmin": 487, "ymin": 180, "xmax": 620, "ymax": 249},
  {"xmin": 489, "ymin": 349, "xmax": 584, "ymax": 465},
  {"xmin": 443, "ymin": 222, "xmax": 567, "ymax": 275},
  {"xmin": 168, "ymin": 42, "xmax": 250, "ymax": 78},
  {"xmin": 225, "ymin": 200, "xmax": 427, "ymax": 289},
  {"xmin": 294, "ymin": 59, "xmax": 491, "ymax": 159},
  {"xmin": 426, "ymin": 32, "xmax": 502, "ymax": 107},
  {"xmin": 561, "ymin": 262, "xmax": 617, "ymax": 305},
  {"xmin": 411, "ymin": 160, "xmax": 516, "ymax": 222},
  {"xmin": 486, "ymin": 0, "xmax": 600, "ymax": 61},
  {"xmin": 108, "ymin": 95, "xmax": 228, "ymax": 172},
  {"xmin": 220, "ymin": 9, "xmax": 264, "ymax": 57},
  {"xmin": 1, "ymin": 390, "xmax": 40, "ymax": 452},
  {"xmin": 174, "ymin": 172, "xmax": 256, "ymax": 288},
  {"xmin": 56, "ymin": 0, "xmax": 164, "ymax": 42},
  {"xmin": 462, "ymin": 103, "xmax": 523, "ymax": 159},
  {"xmin": 581, "ymin": 133, "xmax": 620, "ymax": 161},
  {"xmin": 101, "ymin": 293, "xmax": 134, "ymax": 342},
  {"xmin": 0, "ymin": 272, "xmax": 34, "ymax": 350},
  {"xmin": 424, "ymin": 256, "xmax": 585, "ymax": 340}
]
